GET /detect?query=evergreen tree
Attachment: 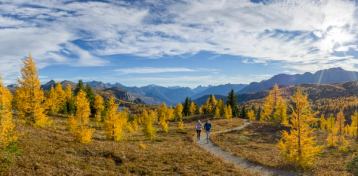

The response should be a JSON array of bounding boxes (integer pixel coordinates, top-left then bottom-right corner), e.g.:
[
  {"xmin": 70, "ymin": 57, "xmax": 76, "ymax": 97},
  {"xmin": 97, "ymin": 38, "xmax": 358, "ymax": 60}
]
[
  {"xmin": 64, "ymin": 84, "xmax": 75, "ymax": 115},
  {"xmin": 14, "ymin": 54, "xmax": 49, "ymax": 127},
  {"xmin": 0, "ymin": 78, "xmax": 17, "ymax": 148},
  {"xmin": 74, "ymin": 80, "xmax": 85, "ymax": 95},
  {"xmin": 277, "ymin": 88, "xmax": 320, "ymax": 168},
  {"xmin": 182, "ymin": 97, "xmax": 191, "ymax": 116},
  {"xmin": 227, "ymin": 89, "xmax": 238, "ymax": 117},
  {"xmin": 240, "ymin": 106, "xmax": 247, "ymax": 118}
]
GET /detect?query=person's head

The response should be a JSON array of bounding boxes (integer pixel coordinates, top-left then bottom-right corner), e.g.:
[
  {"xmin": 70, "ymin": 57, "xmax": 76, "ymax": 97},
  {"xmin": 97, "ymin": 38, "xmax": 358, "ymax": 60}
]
[
  {"xmin": 198, "ymin": 120, "xmax": 201, "ymax": 123},
  {"xmin": 207, "ymin": 119, "xmax": 210, "ymax": 123}
]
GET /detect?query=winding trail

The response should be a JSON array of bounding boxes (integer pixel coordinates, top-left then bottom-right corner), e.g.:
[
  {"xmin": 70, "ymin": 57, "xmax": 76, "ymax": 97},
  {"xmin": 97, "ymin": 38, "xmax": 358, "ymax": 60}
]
[{"xmin": 196, "ymin": 120, "xmax": 297, "ymax": 176}]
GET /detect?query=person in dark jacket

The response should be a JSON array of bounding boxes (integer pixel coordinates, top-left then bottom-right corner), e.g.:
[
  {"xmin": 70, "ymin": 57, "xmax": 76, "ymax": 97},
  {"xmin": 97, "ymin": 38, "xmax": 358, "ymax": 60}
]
[{"xmin": 204, "ymin": 120, "xmax": 212, "ymax": 143}]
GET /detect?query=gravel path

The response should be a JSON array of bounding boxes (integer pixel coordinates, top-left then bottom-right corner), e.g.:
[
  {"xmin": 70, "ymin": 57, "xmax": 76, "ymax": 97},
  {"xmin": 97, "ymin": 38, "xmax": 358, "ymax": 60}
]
[{"xmin": 196, "ymin": 120, "xmax": 297, "ymax": 176}]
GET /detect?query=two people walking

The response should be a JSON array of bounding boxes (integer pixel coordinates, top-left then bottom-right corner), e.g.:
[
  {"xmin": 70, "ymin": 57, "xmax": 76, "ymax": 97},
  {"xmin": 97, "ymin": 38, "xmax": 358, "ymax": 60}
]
[{"xmin": 196, "ymin": 119, "xmax": 212, "ymax": 143}]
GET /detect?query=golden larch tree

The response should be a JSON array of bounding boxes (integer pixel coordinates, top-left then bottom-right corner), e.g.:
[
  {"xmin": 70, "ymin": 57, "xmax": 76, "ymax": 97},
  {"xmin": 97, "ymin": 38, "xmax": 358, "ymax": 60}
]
[
  {"xmin": 189, "ymin": 101, "xmax": 197, "ymax": 115},
  {"xmin": 142, "ymin": 109, "xmax": 157, "ymax": 140},
  {"xmin": 158, "ymin": 103, "xmax": 169, "ymax": 132},
  {"xmin": 70, "ymin": 90, "xmax": 93, "ymax": 143},
  {"xmin": 247, "ymin": 109, "xmax": 256, "ymax": 121},
  {"xmin": 261, "ymin": 84, "xmax": 287, "ymax": 125},
  {"xmin": 174, "ymin": 103, "xmax": 184, "ymax": 129},
  {"xmin": 14, "ymin": 54, "xmax": 49, "ymax": 127},
  {"xmin": 104, "ymin": 96, "xmax": 127, "ymax": 141},
  {"xmin": 0, "ymin": 78, "xmax": 17, "ymax": 148},
  {"xmin": 277, "ymin": 88, "xmax": 320, "ymax": 168},
  {"xmin": 93, "ymin": 94, "xmax": 104, "ymax": 126},
  {"xmin": 351, "ymin": 112, "xmax": 358, "ymax": 140},
  {"xmin": 335, "ymin": 111, "xmax": 348, "ymax": 150},
  {"xmin": 224, "ymin": 105, "xmax": 232, "ymax": 119}
]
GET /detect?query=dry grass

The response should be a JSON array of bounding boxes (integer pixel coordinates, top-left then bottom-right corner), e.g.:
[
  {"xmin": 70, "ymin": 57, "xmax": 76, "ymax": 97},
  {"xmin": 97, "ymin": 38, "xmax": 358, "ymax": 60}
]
[
  {"xmin": 211, "ymin": 121, "xmax": 357, "ymax": 176},
  {"xmin": 1, "ymin": 116, "xmax": 253, "ymax": 176}
]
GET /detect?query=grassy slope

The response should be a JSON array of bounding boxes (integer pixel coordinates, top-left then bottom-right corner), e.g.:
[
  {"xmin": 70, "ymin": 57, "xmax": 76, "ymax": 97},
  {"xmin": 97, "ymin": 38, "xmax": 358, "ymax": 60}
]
[
  {"xmin": 1, "ymin": 116, "xmax": 252, "ymax": 176},
  {"xmin": 211, "ymin": 122, "xmax": 357, "ymax": 176}
]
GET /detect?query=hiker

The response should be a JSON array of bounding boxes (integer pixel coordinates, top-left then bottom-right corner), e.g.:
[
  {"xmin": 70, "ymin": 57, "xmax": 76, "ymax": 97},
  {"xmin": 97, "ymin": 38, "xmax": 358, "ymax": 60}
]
[
  {"xmin": 195, "ymin": 120, "xmax": 202, "ymax": 140},
  {"xmin": 204, "ymin": 119, "xmax": 212, "ymax": 143}
]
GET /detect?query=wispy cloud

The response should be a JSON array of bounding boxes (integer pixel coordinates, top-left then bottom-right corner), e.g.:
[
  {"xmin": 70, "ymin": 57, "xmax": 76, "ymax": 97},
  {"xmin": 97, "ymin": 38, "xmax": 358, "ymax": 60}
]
[
  {"xmin": 115, "ymin": 67, "xmax": 196, "ymax": 74},
  {"xmin": 0, "ymin": 0, "xmax": 357, "ymax": 83}
]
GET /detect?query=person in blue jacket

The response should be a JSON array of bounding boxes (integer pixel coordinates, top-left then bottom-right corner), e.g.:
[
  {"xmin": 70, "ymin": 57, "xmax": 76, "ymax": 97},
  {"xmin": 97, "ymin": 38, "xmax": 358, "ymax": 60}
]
[{"xmin": 204, "ymin": 119, "xmax": 212, "ymax": 143}]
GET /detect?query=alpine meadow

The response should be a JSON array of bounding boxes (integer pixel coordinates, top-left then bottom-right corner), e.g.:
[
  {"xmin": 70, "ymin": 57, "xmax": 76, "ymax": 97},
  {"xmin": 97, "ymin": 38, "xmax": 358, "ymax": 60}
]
[{"xmin": 1, "ymin": 1, "xmax": 358, "ymax": 176}]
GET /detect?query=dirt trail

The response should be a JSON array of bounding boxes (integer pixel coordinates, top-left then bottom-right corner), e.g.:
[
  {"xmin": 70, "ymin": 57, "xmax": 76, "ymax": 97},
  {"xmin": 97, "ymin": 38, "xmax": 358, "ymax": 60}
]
[{"xmin": 196, "ymin": 120, "xmax": 297, "ymax": 176}]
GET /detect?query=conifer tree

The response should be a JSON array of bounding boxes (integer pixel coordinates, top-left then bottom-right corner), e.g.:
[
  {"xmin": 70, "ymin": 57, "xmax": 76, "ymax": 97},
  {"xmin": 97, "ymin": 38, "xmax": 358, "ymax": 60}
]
[
  {"xmin": 261, "ymin": 84, "xmax": 287, "ymax": 125},
  {"xmin": 175, "ymin": 103, "xmax": 184, "ymax": 129},
  {"xmin": 55, "ymin": 82, "xmax": 66, "ymax": 112},
  {"xmin": 227, "ymin": 90, "xmax": 238, "ymax": 117},
  {"xmin": 277, "ymin": 88, "xmax": 320, "ymax": 168},
  {"xmin": 64, "ymin": 84, "xmax": 75, "ymax": 115},
  {"xmin": 182, "ymin": 97, "xmax": 191, "ymax": 116},
  {"xmin": 326, "ymin": 114, "xmax": 337, "ymax": 147},
  {"xmin": 94, "ymin": 94, "xmax": 104, "ymax": 126},
  {"xmin": 351, "ymin": 112, "xmax": 358, "ymax": 140},
  {"xmin": 224, "ymin": 105, "xmax": 232, "ymax": 119},
  {"xmin": 45, "ymin": 86, "xmax": 58, "ymax": 114},
  {"xmin": 214, "ymin": 106, "xmax": 221, "ymax": 118},
  {"xmin": 71, "ymin": 90, "xmax": 93, "ymax": 143},
  {"xmin": 189, "ymin": 101, "xmax": 197, "ymax": 116},
  {"xmin": 158, "ymin": 103, "xmax": 169, "ymax": 132},
  {"xmin": 0, "ymin": 78, "xmax": 17, "ymax": 148},
  {"xmin": 142, "ymin": 109, "xmax": 157, "ymax": 140},
  {"xmin": 74, "ymin": 80, "xmax": 85, "ymax": 95},
  {"xmin": 14, "ymin": 54, "xmax": 49, "ymax": 127},
  {"xmin": 335, "ymin": 111, "xmax": 348, "ymax": 150},
  {"xmin": 319, "ymin": 115, "xmax": 327, "ymax": 131},
  {"xmin": 104, "ymin": 96, "xmax": 127, "ymax": 141},
  {"xmin": 247, "ymin": 109, "xmax": 256, "ymax": 121}
]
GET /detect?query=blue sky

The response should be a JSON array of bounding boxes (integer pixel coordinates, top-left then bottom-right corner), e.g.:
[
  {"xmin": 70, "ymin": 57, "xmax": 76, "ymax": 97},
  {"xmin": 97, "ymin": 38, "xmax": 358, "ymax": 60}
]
[{"xmin": 0, "ymin": 0, "xmax": 357, "ymax": 87}]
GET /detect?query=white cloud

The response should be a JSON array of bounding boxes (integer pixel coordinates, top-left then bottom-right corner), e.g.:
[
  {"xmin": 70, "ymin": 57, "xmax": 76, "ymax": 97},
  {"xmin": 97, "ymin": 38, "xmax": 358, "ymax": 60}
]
[
  {"xmin": 0, "ymin": 0, "xmax": 357, "ymax": 83},
  {"xmin": 115, "ymin": 67, "xmax": 196, "ymax": 74}
]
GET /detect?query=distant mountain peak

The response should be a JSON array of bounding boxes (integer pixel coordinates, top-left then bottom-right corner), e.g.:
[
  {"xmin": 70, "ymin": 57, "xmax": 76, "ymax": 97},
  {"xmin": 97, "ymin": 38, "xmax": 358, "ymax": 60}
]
[{"xmin": 239, "ymin": 67, "xmax": 358, "ymax": 94}]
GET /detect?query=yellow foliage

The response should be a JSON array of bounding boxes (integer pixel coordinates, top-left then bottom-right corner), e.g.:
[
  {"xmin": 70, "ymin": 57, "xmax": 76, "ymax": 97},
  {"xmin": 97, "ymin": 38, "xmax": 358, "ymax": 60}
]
[
  {"xmin": 261, "ymin": 84, "xmax": 287, "ymax": 125},
  {"xmin": 94, "ymin": 95, "xmax": 104, "ymax": 126},
  {"xmin": 0, "ymin": 78, "xmax": 17, "ymax": 148},
  {"xmin": 142, "ymin": 109, "xmax": 157, "ymax": 140},
  {"xmin": 104, "ymin": 97, "xmax": 127, "ymax": 141},
  {"xmin": 351, "ymin": 112, "xmax": 358, "ymax": 139},
  {"xmin": 277, "ymin": 88, "xmax": 320, "ymax": 168},
  {"xmin": 214, "ymin": 106, "xmax": 221, "ymax": 118},
  {"xmin": 69, "ymin": 90, "xmax": 93, "ymax": 143},
  {"xmin": 189, "ymin": 102, "xmax": 197, "ymax": 115},
  {"xmin": 224, "ymin": 105, "xmax": 232, "ymax": 119},
  {"xmin": 247, "ymin": 109, "xmax": 256, "ymax": 121},
  {"xmin": 14, "ymin": 55, "xmax": 49, "ymax": 127},
  {"xmin": 174, "ymin": 103, "xmax": 183, "ymax": 121}
]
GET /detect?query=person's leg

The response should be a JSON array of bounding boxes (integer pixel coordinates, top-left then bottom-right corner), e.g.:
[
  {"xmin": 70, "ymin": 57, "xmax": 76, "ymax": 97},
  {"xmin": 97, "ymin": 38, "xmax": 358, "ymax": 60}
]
[
  {"xmin": 198, "ymin": 130, "xmax": 201, "ymax": 140},
  {"xmin": 206, "ymin": 131, "xmax": 209, "ymax": 143}
]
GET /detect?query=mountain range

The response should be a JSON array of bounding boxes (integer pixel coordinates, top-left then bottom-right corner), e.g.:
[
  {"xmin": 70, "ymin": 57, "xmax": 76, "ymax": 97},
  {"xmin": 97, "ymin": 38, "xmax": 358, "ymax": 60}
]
[
  {"xmin": 9, "ymin": 67, "xmax": 358, "ymax": 105},
  {"xmin": 239, "ymin": 67, "xmax": 358, "ymax": 93}
]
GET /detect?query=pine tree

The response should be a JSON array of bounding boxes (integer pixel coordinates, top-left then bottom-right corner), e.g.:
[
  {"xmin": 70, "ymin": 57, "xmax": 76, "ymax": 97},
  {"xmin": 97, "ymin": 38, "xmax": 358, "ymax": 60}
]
[
  {"xmin": 74, "ymin": 80, "xmax": 85, "ymax": 95},
  {"xmin": 0, "ymin": 78, "xmax": 17, "ymax": 148},
  {"xmin": 182, "ymin": 97, "xmax": 191, "ymax": 116},
  {"xmin": 14, "ymin": 54, "xmax": 49, "ymax": 127},
  {"xmin": 72, "ymin": 90, "xmax": 93, "ymax": 143},
  {"xmin": 227, "ymin": 89, "xmax": 238, "ymax": 117},
  {"xmin": 94, "ymin": 94, "xmax": 104, "ymax": 126},
  {"xmin": 277, "ymin": 88, "xmax": 320, "ymax": 168}
]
